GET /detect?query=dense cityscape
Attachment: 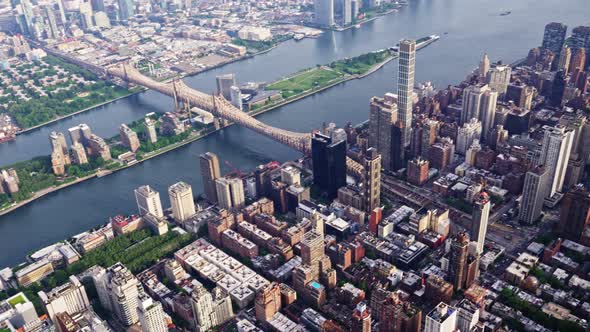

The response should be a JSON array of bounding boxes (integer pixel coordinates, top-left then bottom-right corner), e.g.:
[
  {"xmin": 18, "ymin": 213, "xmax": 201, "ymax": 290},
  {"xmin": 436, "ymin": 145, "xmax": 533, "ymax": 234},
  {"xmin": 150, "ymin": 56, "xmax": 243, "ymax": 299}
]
[{"xmin": 0, "ymin": 0, "xmax": 590, "ymax": 332}]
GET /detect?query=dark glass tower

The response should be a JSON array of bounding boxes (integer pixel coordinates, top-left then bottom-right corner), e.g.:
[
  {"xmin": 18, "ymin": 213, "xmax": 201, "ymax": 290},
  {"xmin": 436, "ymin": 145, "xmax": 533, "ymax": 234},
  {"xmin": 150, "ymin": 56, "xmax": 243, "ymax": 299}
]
[{"xmin": 312, "ymin": 133, "xmax": 346, "ymax": 199}]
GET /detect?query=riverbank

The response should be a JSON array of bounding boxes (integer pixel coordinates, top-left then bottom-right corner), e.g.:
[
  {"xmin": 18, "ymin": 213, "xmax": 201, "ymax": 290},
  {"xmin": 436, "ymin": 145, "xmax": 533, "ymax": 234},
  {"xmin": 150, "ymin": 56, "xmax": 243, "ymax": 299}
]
[
  {"xmin": 0, "ymin": 49, "xmax": 399, "ymax": 217},
  {"xmin": 0, "ymin": 35, "xmax": 440, "ymax": 217}
]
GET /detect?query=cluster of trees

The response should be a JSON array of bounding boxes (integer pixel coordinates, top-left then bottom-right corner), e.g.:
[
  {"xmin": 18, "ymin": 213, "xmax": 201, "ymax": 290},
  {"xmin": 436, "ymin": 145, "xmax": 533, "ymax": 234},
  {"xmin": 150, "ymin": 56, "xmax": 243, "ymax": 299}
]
[
  {"xmin": 6, "ymin": 229, "xmax": 193, "ymax": 315},
  {"xmin": 231, "ymin": 35, "xmax": 291, "ymax": 53},
  {"xmin": 500, "ymin": 288, "xmax": 584, "ymax": 332},
  {"xmin": 529, "ymin": 268, "xmax": 566, "ymax": 290},
  {"xmin": 330, "ymin": 50, "xmax": 390, "ymax": 75},
  {"xmin": 6, "ymin": 83, "xmax": 129, "ymax": 129}
]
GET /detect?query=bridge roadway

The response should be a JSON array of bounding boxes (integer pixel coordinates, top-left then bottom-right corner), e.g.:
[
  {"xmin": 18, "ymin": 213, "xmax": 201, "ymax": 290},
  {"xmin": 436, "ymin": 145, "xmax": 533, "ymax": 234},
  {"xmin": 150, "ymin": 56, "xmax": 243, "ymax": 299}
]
[{"xmin": 107, "ymin": 64, "xmax": 364, "ymax": 176}]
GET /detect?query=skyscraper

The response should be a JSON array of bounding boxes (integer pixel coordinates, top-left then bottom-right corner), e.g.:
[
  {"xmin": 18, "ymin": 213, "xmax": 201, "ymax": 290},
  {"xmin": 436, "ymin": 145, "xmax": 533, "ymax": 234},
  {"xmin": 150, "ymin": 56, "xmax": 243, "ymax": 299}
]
[
  {"xmin": 478, "ymin": 53, "xmax": 490, "ymax": 81},
  {"xmin": 461, "ymin": 84, "xmax": 498, "ymax": 140},
  {"xmin": 570, "ymin": 25, "xmax": 590, "ymax": 63},
  {"xmin": 120, "ymin": 124, "xmax": 140, "ymax": 152},
  {"xmin": 92, "ymin": 263, "xmax": 141, "ymax": 326},
  {"xmin": 311, "ymin": 133, "xmax": 346, "ymax": 199},
  {"xmin": 538, "ymin": 125, "xmax": 574, "ymax": 198},
  {"xmin": 138, "ymin": 296, "xmax": 167, "ymax": 332},
  {"xmin": 168, "ymin": 182, "xmax": 196, "ymax": 222},
  {"xmin": 200, "ymin": 152, "xmax": 221, "ymax": 203},
  {"xmin": 314, "ymin": 0, "xmax": 334, "ymax": 27},
  {"xmin": 118, "ymin": 0, "xmax": 134, "ymax": 21},
  {"xmin": 216, "ymin": 74, "xmax": 236, "ymax": 100},
  {"xmin": 456, "ymin": 119, "xmax": 482, "ymax": 155},
  {"xmin": 542, "ymin": 22, "xmax": 567, "ymax": 55},
  {"xmin": 518, "ymin": 166, "xmax": 549, "ymax": 224},
  {"xmin": 230, "ymin": 86, "xmax": 242, "ymax": 111},
  {"xmin": 190, "ymin": 284, "xmax": 216, "ymax": 331},
  {"xmin": 363, "ymin": 148, "xmax": 381, "ymax": 213},
  {"xmin": 134, "ymin": 185, "xmax": 164, "ymax": 218},
  {"xmin": 215, "ymin": 177, "xmax": 245, "ymax": 209},
  {"xmin": 368, "ymin": 94, "xmax": 397, "ymax": 170},
  {"xmin": 398, "ymin": 39, "xmax": 416, "ymax": 147},
  {"xmin": 556, "ymin": 185, "xmax": 590, "ymax": 241},
  {"xmin": 145, "ymin": 118, "xmax": 158, "ymax": 144},
  {"xmin": 448, "ymin": 232, "xmax": 469, "ymax": 291},
  {"xmin": 301, "ymin": 230, "xmax": 325, "ymax": 278},
  {"xmin": 471, "ymin": 192, "xmax": 490, "ymax": 255},
  {"xmin": 342, "ymin": 0, "xmax": 352, "ymax": 25},
  {"xmin": 390, "ymin": 122, "xmax": 405, "ymax": 171}
]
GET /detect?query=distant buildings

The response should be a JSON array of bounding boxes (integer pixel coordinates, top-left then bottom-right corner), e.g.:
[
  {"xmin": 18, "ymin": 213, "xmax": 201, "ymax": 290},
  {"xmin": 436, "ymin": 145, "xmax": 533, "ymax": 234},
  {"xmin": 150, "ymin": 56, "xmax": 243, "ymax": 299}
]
[
  {"xmin": 461, "ymin": 84, "xmax": 498, "ymax": 140},
  {"xmin": 315, "ymin": 0, "xmax": 334, "ymax": 27},
  {"xmin": 542, "ymin": 22, "xmax": 567, "ymax": 55}
]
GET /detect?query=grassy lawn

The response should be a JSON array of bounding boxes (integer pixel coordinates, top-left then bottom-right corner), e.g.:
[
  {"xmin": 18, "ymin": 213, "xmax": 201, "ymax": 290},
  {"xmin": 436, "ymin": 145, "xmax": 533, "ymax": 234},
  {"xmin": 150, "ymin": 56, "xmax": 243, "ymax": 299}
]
[
  {"xmin": 8, "ymin": 294, "xmax": 26, "ymax": 307},
  {"xmin": 266, "ymin": 68, "xmax": 343, "ymax": 98}
]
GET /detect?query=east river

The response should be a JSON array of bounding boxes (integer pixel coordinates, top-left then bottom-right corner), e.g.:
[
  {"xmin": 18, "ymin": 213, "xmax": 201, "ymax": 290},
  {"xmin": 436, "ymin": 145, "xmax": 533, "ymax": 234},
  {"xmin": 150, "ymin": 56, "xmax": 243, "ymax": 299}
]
[{"xmin": 0, "ymin": 0, "xmax": 588, "ymax": 267}]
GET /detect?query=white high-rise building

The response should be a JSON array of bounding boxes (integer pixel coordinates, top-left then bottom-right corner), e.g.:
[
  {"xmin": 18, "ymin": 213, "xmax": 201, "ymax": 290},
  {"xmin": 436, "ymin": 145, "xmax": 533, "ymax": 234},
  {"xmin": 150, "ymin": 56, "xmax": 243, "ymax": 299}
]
[
  {"xmin": 461, "ymin": 84, "xmax": 498, "ymax": 140},
  {"xmin": 92, "ymin": 263, "xmax": 142, "ymax": 326},
  {"xmin": 456, "ymin": 119, "xmax": 482, "ymax": 155},
  {"xmin": 168, "ymin": 181, "xmax": 196, "ymax": 222},
  {"xmin": 518, "ymin": 166, "xmax": 549, "ymax": 224},
  {"xmin": 314, "ymin": 0, "xmax": 334, "ymax": 27},
  {"xmin": 145, "ymin": 118, "xmax": 158, "ymax": 144},
  {"xmin": 538, "ymin": 125, "xmax": 574, "ymax": 198},
  {"xmin": 216, "ymin": 74, "xmax": 236, "ymax": 101},
  {"xmin": 38, "ymin": 276, "xmax": 90, "ymax": 323},
  {"xmin": 215, "ymin": 177, "xmax": 245, "ymax": 209},
  {"xmin": 138, "ymin": 296, "xmax": 168, "ymax": 332},
  {"xmin": 342, "ymin": 0, "xmax": 352, "ymax": 25},
  {"xmin": 478, "ymin": 53, "xmax": 490, "ymax": 80},
  {"xmin": 398, "ymin": 39, "xmax": 416, "ymax": 147},
  {"xmin": 191, "ymin": 284, "xmax": 217, "ymax": 331},
  {"xmin": 486, "ymin": 65, "xmax": 512, "ymax": 95},
  {"xmin": 230, "ymin": 86, "xmax": 242, "ymax": 111},
  {"xmin": 211, "ymin": 287, "xmax": 234, "ymax": 325},
  {"xmin": 135, "ymin": 185, "xmax": 164, "ymax": 218},
  {"xmin": 471, "ymin": 192, "xmax": 490, "ymax": 255},
  {"xmin": 424, "ymin": 302, "xmax": 457, "ymax": 332}
]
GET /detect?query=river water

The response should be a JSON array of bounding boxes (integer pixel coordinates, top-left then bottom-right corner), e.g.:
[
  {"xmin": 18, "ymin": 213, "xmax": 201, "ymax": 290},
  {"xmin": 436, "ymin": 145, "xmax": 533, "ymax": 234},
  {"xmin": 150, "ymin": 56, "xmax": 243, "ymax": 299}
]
[{"xmin": 0, "ymin": 0, "xmax": 588, "ymax": 267}]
